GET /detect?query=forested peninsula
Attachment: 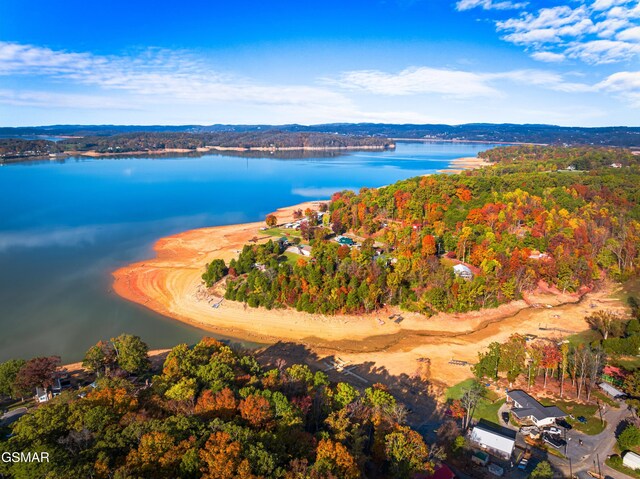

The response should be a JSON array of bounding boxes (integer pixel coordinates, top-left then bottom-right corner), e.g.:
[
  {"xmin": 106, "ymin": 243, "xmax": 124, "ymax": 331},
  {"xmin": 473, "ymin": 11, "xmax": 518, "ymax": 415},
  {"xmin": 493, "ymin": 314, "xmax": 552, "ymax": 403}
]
[{"xmin": 220, "ymin": 146, "xmax": 640, "ymax": 315}]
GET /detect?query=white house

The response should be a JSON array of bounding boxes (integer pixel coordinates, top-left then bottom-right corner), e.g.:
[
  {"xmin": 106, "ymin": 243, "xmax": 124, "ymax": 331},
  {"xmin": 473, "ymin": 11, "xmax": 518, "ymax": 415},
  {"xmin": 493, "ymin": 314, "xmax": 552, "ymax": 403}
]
[
  {"xmin": 453, "ymin": 264, "xmax": 473, "ymax": 279},
  {"xmin": 623, "ymin": 451, "xmax": 640, "ymax": 470},
  {"xmin": 507, "ymin": 390, "xmax": 566, "ymax": 427},
  {"xmin": 35, "ymin": 387, "xmax": 51, "ymax": 403},
  {"xmin": 468, "ymin": 420, "xmax": 516, "ymax": 460},
  {"xmin": 34, "ymin": 377, "xmax": 67, "ymax": 403}
]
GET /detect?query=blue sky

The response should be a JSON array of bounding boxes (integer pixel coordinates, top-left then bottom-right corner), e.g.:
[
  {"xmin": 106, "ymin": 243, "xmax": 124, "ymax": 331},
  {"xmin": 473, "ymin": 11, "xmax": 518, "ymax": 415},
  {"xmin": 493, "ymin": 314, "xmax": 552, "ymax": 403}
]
[{"xmin": 0, "ymin": 0, "xmax": 639, "ymax": 126}]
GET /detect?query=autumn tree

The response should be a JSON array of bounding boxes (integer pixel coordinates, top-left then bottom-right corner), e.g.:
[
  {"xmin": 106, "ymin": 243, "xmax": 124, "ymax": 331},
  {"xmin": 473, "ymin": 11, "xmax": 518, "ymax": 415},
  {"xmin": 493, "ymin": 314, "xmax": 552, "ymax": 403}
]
[
  {"xmin": 384, "ymin": 427, "xmax": 431, "ymax": 478},
  {"xmin": 200, "ymin": 431, "xmax": 253, "ymax": 479},
  {"xmin": 195, "ymin": 387, "xmax": 237, "ymax": 420},
  {"xmin": 265, "ymin": 214, "xmax": 278, "ymax": 228},
  {"xmin": 14, "ymin": 356, "xmax": 60, "ymax": 395},
  {"xmin": 314, "ymin": 438, "xmax": 360, "ymax": 479},
  {"xmin": 126, "ymin": 431, "xmax": 195, "ymax": 478},
  {"xmin": 540, "ymin": 343, "xmax": 562, "ymax": 389},
  {"xmin": 239, "ymin": 394, "xmax": 274, "ymax": 429}
]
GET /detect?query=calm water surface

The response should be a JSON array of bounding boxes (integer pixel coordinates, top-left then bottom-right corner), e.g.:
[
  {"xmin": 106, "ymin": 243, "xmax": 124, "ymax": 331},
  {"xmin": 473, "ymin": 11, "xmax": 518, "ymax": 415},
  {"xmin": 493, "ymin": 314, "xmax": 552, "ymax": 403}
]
[{"xmin": 0, "ymin": 142, "xmax": 500, "ymax": 361}]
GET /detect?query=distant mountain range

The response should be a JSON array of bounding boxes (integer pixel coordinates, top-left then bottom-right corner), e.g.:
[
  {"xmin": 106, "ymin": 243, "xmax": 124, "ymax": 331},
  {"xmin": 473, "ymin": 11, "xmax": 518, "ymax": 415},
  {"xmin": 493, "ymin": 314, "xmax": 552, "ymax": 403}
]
[{"xmin": 1, "ymin": 123, "xmax": 639, "ymax": 147}]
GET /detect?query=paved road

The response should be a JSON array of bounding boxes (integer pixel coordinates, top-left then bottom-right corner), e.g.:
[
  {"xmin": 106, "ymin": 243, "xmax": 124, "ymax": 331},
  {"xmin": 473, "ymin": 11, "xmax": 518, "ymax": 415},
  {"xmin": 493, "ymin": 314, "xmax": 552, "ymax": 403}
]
[
  {"xmin": 564, "ymin": 400, "xmax": 633, "ymax": 479},
  {"xmin": 520, "ymin": 399, "xmax": 634, "ymax": 478},
  {"xmin": 0, "ymin": 407, "xmax": 27, "ymax": 427}
]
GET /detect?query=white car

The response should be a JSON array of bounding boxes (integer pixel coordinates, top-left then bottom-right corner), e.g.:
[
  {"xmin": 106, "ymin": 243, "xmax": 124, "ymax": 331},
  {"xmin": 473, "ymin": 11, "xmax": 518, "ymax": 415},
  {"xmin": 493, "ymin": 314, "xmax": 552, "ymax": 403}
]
[{"xmin": 546, "ymin": 426, "xmax": 562, "ymax": 436}]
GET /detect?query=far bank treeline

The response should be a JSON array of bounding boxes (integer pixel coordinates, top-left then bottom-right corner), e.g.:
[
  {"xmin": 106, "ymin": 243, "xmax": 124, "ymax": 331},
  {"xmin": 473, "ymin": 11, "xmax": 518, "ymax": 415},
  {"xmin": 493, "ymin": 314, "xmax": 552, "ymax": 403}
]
[
  {"xmin": 0, "ymin": 132, "xmax": 393, "ymax": 159},
  {"xmin": 212, "ymin": 146, "xmax": 640, "ymax": 315}
]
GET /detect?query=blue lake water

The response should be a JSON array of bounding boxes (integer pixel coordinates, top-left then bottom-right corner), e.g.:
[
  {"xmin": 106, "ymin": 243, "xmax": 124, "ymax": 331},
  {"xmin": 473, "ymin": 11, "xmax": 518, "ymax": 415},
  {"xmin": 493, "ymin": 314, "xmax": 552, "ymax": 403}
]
[{"xmin": 0, "ymin": 141, "xmax": 500, "ymax": 362}]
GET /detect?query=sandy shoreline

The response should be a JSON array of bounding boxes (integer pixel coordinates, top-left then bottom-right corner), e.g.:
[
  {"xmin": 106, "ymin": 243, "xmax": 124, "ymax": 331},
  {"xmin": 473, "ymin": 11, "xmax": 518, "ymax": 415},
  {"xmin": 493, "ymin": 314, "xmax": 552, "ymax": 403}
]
[
  {"xmin": 437, "ymin": 156, "xmax": 494, "ymax": 174},
  {"xmin": 112, "ymin": 156, "xmax": 624, "ymax": 385}
]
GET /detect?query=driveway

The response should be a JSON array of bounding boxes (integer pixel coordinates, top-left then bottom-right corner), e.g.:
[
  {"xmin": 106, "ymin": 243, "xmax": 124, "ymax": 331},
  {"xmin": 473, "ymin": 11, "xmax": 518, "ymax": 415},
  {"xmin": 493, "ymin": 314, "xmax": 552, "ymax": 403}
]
[
  {"xmin": 0, "ymin": 407, "xmax": 27, "ymax": 427},
  {"xmin": 546, "ymin": 399, "xmax": 633, "ymax": 478}
]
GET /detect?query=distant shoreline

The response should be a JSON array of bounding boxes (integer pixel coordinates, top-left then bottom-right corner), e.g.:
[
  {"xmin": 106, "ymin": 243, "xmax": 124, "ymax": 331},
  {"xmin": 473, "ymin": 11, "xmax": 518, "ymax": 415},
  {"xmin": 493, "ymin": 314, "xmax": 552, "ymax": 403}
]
[
  {"xmin": 392, "ymin": 137, "xmax": 547, "ymax": 146},
  {"xmin": 70, "ymin": 144, "xmax": 395, "ymax": 157}
]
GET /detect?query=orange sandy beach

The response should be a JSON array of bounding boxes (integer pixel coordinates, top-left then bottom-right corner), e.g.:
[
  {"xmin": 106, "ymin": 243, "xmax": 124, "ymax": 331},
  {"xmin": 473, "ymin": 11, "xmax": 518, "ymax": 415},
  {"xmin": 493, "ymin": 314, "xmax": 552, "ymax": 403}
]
[{"xmin": 112, "ymin": 158, "xmax": 625, "ymax": 386}]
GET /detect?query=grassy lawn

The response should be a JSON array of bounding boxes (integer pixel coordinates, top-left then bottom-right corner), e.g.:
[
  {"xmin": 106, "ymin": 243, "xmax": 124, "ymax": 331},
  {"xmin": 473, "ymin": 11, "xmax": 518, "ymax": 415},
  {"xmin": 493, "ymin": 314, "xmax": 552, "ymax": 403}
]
[
  {"xmin": 445, "ymin": 378, "xmax": 477, "ymax": 401},
  {"xmin": 281, "ymin": 252, "xmax": 301, "ymax": 265},
  {"xmin": 474, "ymin": 399, "xmax": 505, "ymax": 423},
  {"xmin": 591, "ymin": 390, "xmax": 620, "ymax": 408},
  {"xmin": 541, "ymin": 399, "xmax": 606, "ymax": 435},
  {"xmin": 263, "ymin": 227, "xmax": 301, "ymax": 239},
  {"xmin": 446, "ymin": 379, "xmax": 504, "ymax": 424}
]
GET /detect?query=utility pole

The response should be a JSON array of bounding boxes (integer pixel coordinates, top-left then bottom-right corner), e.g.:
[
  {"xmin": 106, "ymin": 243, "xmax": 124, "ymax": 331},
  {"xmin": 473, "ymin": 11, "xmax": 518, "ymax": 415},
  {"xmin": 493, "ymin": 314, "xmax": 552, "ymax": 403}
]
[
  {"xmin": 568, "ymin": 457, "xmax": 573, "ymax": 479},
  {"xmin": 597, "ymin": 399, "xmax": 604, "ymax": 426},
  {"xmin": 597, "ymin": 453, "xmax": 602, "ymax": 479}
]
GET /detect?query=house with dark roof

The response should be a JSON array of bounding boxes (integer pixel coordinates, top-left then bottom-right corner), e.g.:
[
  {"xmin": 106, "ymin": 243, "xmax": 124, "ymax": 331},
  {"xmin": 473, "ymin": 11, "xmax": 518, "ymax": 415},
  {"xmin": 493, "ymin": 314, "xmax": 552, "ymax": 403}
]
[
  {"xmin": 506, "ymin": 390, "xmax": 566, "ymax": 427},
  {"xmin": 468, "ymin": 419, "xmax": 516, "ymax": 460}
]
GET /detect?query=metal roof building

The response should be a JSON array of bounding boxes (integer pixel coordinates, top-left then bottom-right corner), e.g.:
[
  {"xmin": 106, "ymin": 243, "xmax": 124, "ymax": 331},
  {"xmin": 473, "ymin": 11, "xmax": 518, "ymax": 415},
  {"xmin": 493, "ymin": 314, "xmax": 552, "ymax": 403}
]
[
  {"xmin": 599, "ymin": 382, "xmax": 625, "ymax": 399},
  {"xmin": 469, "ymin": 420, "xmax": 516, "ymax": 460},
  {"xmin": 623, "ymin": 451, "xmax": 640, "ymax": 470}
]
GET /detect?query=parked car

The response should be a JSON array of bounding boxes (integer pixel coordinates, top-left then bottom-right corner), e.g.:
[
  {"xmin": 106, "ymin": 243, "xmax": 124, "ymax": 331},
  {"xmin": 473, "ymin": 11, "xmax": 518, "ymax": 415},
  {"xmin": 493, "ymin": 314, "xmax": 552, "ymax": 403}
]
[
  {"xmin": 577, "ymin": 416, "xmax": 588, "ymax": 423},
  {"xmin": 502, "ymin": 411, "xmax": 510, "ymax": 424},
  {"xmin": 556, "ymin": 419, "xmax": 572, "ymax": 430},
  {"xmin": 543, "ymin": 433, "xmax": 566, "ymax": 449},
  {"xmin": 518, "ymin": 456, "xmax": 530, "ymax": 471},
  {"xmin": 546, "ymin": 426, "xmax": 562, "ymax": 436}
]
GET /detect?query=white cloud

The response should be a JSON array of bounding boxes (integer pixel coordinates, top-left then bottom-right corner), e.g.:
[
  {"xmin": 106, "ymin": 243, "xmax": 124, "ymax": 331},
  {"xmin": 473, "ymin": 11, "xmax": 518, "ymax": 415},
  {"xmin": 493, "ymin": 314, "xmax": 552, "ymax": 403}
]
[
  {"xmin": 596, "ymin": 71, "xmax": 640, "ymax": 106},
  {"xmin": 498, "ymin": 6, "xmax": 596, "ymax": 45},
  {"xmin": 473, "ymin": 1, "xmax": 640, "ymax": 64},
  {"xmin": 0, "ymin": 41, "xmax": 349, "ymax": 111},
  {"xmin": 0, "ymin": 89, "xmax": 139, "ymax": 110},
  {"xmin": 565, "ymin": 39, "xmax": 640, "ymax": 63},
  {"xmin": 456, "ymin": 0, "xmax": 527, "ymax": 11},
  {"xmin": 592, "ymin": 0, "xmax": 629, "ymax": 11},
  {"xmin": 595, "ymin": 18, "xmax": 631, "ymax": 38},
  {"xmin": 328, "ymin": 67, "xmax": 500, "ymax": 97},
  {"xmin": 330, "ymin": 66, "xmax": 592, "ymax": 96},
  {"xmin": 617, "ymin": 26, "xmax": 640, "ymax": 41},
  {"xmin": 0, "ymin": 41, "xmax": 452, "ymax": 125},
  {"xmin": 530, "ymin": 51, "xmax": 566, "ymax": 62}
]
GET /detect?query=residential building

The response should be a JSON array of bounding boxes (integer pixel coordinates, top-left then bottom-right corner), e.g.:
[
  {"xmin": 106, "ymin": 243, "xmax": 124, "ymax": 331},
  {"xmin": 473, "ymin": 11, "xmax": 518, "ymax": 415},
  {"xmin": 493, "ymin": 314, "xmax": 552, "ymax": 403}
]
[
  {"xmin": 506, "ymin": 390, "xmax": 566, "ymax": 427},
  {"xmin": 453, "ymin": 264, "xmax": 473, "ymax": 279},
  {"xmin": 468, "ymin": 420, "xmax": 516, "ymax": 460}
]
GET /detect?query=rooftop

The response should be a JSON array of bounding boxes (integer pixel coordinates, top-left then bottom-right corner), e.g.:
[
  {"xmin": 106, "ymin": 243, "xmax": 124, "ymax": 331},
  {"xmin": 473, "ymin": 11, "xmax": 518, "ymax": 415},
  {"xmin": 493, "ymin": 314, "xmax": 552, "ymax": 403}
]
[{"xmin": 507, "ymin": 390, "xmax": 566, "ymax": 421}]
